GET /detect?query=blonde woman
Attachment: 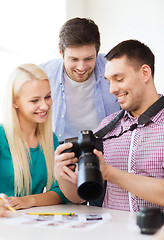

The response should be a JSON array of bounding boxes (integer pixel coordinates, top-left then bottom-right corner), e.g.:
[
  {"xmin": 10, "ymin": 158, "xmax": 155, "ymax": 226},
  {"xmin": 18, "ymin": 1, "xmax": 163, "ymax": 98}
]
[{"xmin": 0, "ymin": 63, "xmax": 68, "ymax": 213}]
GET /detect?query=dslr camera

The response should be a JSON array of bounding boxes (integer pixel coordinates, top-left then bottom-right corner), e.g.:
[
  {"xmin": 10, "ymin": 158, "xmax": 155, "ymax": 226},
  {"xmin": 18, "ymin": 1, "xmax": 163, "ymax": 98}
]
[{"xmin": 63, "ymin": 130, "xmax": 104, "ymax": 201}]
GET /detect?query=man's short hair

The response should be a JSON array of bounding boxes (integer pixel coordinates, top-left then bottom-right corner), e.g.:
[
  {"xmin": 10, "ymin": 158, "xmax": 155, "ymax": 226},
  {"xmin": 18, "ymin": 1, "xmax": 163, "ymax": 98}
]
[
  {"xmin": 59, "ymin": 17, "xmax": 100, "ymax": 55},
  {"xmin": 105, "ymin": 39, "xmax": 155, "ymax": 77}
]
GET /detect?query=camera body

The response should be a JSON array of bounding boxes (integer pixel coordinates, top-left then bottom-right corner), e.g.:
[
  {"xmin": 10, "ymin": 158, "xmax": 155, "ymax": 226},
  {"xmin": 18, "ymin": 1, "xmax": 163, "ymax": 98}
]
[{"xmin": 64, "ymin": 130, "xmax": 104, "ymax": 201}]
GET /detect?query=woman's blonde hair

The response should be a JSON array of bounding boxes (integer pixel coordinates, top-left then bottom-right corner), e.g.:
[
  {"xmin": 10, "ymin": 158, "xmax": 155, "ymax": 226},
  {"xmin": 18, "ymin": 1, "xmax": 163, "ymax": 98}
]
[{"xmin": 3, "ymin": 63, "xmax": 54, "ymax": 196}]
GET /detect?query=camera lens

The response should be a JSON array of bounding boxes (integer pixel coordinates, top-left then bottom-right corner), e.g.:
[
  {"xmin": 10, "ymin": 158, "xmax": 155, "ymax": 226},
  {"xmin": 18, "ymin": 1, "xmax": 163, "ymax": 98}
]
[
  {"xmin": 137, "ymin": 207, "xmax": 163, "ymax": 234},
  {"xmin": 77, "ymin": 153, "xmax": 104, "ymax": 201}
]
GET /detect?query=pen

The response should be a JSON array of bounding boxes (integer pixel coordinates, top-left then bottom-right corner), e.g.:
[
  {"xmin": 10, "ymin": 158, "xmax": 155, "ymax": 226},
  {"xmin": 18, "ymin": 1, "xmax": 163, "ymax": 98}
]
[
  {"xmin": 0, "ymin": 198, "xmax": 16, "ymax": 213},
  {"xmin": 27, "ymin": 212, "xmax": 75, "ymax": 216}
]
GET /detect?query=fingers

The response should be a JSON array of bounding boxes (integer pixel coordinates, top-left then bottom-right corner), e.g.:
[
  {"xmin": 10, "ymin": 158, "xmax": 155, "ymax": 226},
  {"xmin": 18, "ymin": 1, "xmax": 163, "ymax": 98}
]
[
  {"xmin": 93, "ymin": 149, "xmax": 103, "ymax": 159},
  {"xmin": 8, "ymin": 197, "xmax": 21, "ymax": 209},
  {"xmin": 62, "ymin": 166, "xmax": 78, "ymax": 184},
  {"xmin": 55, "ymin": 143, "xmax": 78, "ymax": 165},
  {"xmin": 0, "ymin": 194, "xmax": 10, "ymax": 217},
  {"xmin": 55, "ymin": 156, "xmax": 78, "ymax": 173},
  {"xmin": 56, "ymin": 157, "xmax": 78, "ymax": 167},
  {"xmin": 54, "ymin": 143, "xmax": 79, "ymax": 184},
  {"xmin": 55, "ymin": 143, "xmax": 78, "ymax": 181},
  {"xmin": 0, "ymin": 194, "xmax": 8, "ymax": 202},
  {"xmin": 55, "ymin": 158, "xmax": 78, "ymax": 182},
  {"xmin": 93, "ymin": 149, "xmax": 107, "ymax": 180},
  {"xmin": 0, "ymin": 195, "xmax": 25, "ymax": 212},
  {"xmin": 7, "ymin": 197, "xmax": 17, "ymax": 208},
  {"xmin": 0, "ymin": 194, "xmax": 10, "ymax": 207},
  {"xmin": 67, "ymin": 164, "xmax": 76, "ymax": 171},
  {"xmin": 0, "ymin": 200, "xmax": 9, "ymax": 208},
  {"xmin": 55, "ymin": 142, "xmax": 73, "ymax": 155},
  {"xmin": 7, "ymin": 197, "xmax": 28, "ymax": 210}
]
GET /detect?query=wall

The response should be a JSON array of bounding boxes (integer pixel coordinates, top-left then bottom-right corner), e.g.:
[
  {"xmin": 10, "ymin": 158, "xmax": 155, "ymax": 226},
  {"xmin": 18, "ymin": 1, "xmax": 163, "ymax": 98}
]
[
  {"xmin": 66, "ymin": 0, "xmax": 86, "ymax": 18},
  {"xmin": 66, "ymin": 0, "xmax": 164, "ymax": 94},
  {"xmin": 0, "ymin": 0, "xmax": 66, "ymax": 121}
]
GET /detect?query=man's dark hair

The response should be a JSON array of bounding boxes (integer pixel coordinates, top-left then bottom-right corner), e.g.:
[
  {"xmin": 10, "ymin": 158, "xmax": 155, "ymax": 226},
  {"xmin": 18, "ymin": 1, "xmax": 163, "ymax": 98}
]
[
  {"xmin": 105, "ymin": 39, "xmax": 155, "ymax": 77},
  {"xmin": 59, "ymin": 17, "xmax": 100, "ymax": 55}
]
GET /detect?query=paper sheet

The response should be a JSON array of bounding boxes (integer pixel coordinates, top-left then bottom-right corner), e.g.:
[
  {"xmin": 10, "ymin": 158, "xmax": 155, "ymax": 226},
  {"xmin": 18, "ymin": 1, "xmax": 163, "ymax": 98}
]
[{"xmin": 3, "ymin": 212, "xmax": 111, "ymax": 230}]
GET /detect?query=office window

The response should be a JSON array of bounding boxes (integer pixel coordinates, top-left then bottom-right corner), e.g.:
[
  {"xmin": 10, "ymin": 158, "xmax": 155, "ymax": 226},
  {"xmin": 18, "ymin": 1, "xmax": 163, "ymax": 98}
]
[{"xmin": 0, "ymin": 0, "xmax": 66, "ymax": 121}]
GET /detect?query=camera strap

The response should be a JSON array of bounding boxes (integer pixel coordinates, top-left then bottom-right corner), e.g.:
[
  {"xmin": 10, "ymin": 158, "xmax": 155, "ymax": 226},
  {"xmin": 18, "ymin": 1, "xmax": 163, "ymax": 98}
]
[
  {"xmin": 94, "ymin": 109, "xmax": 125, "ymax": 138},
  {"xmin": 94, "ymin": 96, "xmax": 164, "ymax": 140},
  {"xmin": 89, "ymin": 96, "xmax": 164, "ymax": 208}
]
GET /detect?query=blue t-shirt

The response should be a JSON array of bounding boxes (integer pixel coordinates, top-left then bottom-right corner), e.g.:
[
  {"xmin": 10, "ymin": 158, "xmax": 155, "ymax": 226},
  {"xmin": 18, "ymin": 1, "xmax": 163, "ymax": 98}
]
[{"xmin": 0, "ymin": 124, "xmax": 67, "ymax": 203}]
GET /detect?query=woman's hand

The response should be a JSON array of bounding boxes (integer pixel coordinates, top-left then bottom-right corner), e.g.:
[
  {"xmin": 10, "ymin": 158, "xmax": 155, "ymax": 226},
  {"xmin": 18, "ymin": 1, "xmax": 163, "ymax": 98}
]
[
  {"xmin": 7, "ymin": 196, "xmax": 35, "ymax": 210},
  {"xmin": 55, "ymin": 143, "xmax": 78, "ymax": 184},
  {"xmin": 0, "ymin": 194, "xmax": 11, "ymax": 217}
]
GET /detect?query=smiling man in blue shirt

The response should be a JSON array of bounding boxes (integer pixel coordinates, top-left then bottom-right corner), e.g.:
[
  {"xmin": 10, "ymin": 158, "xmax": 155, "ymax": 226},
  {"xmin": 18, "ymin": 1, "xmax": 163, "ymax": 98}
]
[{"xmin": 40, "ymin": 17, "xmax": 120, "ymax": 143}]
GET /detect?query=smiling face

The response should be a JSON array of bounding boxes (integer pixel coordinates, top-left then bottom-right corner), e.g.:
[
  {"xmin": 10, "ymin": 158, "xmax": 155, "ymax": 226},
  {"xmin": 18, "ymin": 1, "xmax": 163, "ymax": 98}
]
[
  {"xmin": 13, "ymin": 79, "xmax": 52, "ymax": 126},
  {"xmin": 105, "ymin": 56, "xmax": 148, "ymax": 117},
  {"xmin": 62, "ymin": 44, "xmax": 97, "ymax": 82}
]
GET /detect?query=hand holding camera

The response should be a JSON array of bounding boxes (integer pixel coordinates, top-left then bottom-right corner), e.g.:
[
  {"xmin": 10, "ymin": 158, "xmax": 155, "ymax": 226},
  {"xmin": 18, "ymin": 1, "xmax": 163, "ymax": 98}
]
[
  {"xmin": 62, "ymin": 130, "xmax": 104, "ymax": 201},
  {"xmin": 54, "ymin": 142, "xmax": 78, "ymax": 184}
]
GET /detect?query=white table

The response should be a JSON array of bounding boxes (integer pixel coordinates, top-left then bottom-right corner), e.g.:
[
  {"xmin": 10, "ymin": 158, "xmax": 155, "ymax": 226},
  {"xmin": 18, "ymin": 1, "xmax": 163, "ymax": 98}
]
[{"xmin": 0, "ymin": 204, "xmax": 156, "ymax": 240}]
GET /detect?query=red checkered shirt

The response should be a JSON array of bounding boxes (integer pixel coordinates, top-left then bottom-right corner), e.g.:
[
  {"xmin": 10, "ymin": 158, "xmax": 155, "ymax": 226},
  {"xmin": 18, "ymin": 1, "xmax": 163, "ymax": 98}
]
[{"xmin": 98, "ymin": 105, "xmax": 164, "ymax": 212}]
